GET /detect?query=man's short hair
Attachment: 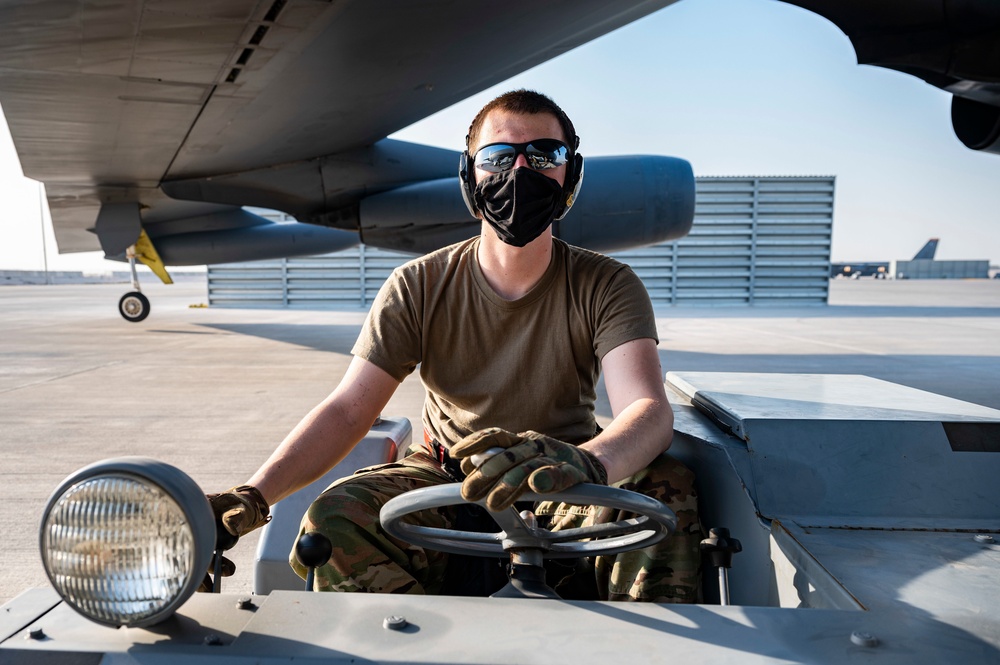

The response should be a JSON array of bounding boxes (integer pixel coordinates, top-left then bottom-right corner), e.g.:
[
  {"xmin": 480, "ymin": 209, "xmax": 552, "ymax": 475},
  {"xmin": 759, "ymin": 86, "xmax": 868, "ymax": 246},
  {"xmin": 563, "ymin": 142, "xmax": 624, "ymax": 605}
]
[{"xmin": 466, "ymin": 89, "xmax": 578, "ymax": 153}]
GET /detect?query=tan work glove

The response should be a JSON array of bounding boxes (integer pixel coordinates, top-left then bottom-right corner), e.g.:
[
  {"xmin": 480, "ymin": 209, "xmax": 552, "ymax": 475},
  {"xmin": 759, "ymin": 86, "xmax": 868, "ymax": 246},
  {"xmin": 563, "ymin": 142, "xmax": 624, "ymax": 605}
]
[
  {"xmin": 208, "ymin": 484, "xmax": 271, "ymax": 538},
  {"xmin": 196, "ymin": 485, "xmax": 271, "ymax": 593},
  {"xmin": 450, "ymin": 428, "xmax": 608, "ymax": 512}
]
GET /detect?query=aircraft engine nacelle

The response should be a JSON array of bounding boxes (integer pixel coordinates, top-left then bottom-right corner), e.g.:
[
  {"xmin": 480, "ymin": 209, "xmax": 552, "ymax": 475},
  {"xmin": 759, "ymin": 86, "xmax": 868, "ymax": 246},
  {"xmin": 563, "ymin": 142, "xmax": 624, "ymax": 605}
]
[
  {"xmin": 952, "ymin": 96, "xmax": 1000, "ymax": 154},
  {"xmin": 358, "ymin": 155, "xmax": 695, "ymax": 255},
  {"xmin": 148, "ymin": 209, "xmax": 360, "ymax": 266}
]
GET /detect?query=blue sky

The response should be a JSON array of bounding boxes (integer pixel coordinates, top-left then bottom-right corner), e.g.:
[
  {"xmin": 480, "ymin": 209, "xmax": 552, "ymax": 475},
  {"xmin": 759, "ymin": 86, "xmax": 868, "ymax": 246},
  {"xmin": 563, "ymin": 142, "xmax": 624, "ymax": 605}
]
[{"xmin": 2, "ymin": 0, "xmax": 998, "ymax": 272}]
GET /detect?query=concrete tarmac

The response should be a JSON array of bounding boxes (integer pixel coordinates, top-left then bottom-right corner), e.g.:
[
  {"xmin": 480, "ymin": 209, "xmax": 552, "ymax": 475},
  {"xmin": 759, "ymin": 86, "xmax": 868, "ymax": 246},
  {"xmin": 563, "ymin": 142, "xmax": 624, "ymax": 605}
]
[{"xmin": 2, "ymin": 278, "xmax": 999, "ymax": 605}]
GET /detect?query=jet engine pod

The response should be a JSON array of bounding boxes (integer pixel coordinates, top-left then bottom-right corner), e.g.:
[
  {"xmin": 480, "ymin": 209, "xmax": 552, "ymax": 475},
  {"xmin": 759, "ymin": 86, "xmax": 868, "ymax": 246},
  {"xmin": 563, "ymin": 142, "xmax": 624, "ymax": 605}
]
[
  {"xmin": 555, "ymin": 155, "xmax": 695, "ymax": 253},
  {"xmin": 952, "ymin": 96, "xmax": 1000, "ymax": 154},
  {"xmin": 359, "ymin": 155, "xmax": 695, "ymax": 255},
  {"xmin": 359, "ymin": 178, "xmax": 480, "ymax": 254},
  {"xmin": 151, "ymin": 210, "xmax": 361, "ymax": 265}
]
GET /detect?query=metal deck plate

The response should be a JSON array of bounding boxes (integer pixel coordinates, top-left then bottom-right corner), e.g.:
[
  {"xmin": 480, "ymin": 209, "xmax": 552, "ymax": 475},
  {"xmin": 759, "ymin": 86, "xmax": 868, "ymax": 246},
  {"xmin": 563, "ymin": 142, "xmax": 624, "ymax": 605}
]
[
  {"xmin": 4, "ymin": 590, "xmax": 999, "ymax": 663},
  {"xmin": 777, "ymin": 521, "xmax": 1000, "ymax": 641},
  {"xmin": 667, "ymin": 372, "xmax": 1000, "ymax": 440}
]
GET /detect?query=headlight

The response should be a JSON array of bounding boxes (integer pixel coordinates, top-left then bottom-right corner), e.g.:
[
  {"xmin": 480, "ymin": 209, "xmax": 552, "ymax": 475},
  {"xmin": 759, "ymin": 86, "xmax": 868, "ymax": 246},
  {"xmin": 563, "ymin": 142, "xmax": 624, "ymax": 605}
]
[{"xmin": 39, "ymin": 458, "xmax": 214, "ymax": 628}]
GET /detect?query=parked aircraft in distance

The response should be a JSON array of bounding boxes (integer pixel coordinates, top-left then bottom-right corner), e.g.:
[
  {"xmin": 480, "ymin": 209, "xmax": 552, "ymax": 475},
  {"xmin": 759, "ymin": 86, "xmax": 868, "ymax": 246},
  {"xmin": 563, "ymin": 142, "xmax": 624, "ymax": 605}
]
[
  {"xmin": 830, "ymin": 238, "xmax": 939, "ymax": 279},
  {"xmin": 0, "ymin": 0, "xmax": 998, "ymax": 322}
]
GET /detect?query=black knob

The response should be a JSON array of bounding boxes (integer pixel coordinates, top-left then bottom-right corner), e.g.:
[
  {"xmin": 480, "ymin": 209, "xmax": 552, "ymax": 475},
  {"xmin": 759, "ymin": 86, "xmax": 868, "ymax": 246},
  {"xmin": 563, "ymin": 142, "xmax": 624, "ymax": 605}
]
[
  {"xmin": 700, "ymin": 527, "xmax": 742, "ymax": 569},
  {"xmin": 295, "ymin": 531, "xmax": 333, "ymax": 569}
]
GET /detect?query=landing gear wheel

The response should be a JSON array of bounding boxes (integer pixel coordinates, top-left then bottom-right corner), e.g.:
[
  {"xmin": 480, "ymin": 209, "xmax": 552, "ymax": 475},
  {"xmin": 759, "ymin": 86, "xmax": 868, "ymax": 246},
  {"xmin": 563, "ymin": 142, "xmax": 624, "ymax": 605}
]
[
  {"xmin": 118, "ymin": 291, "xmax": 150, "ymax": 322},
  {"xmin": 380, "ymin": 483, "xmax": 677, "ymax": 559}
]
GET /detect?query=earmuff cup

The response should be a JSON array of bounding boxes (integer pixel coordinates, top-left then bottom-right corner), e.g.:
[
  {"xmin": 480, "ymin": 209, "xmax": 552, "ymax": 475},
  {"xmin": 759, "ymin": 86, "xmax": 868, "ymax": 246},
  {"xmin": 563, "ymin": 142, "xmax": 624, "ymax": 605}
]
[{"xmin": 459, "ymin": 150, "xmax": 477, "ymax": 218}]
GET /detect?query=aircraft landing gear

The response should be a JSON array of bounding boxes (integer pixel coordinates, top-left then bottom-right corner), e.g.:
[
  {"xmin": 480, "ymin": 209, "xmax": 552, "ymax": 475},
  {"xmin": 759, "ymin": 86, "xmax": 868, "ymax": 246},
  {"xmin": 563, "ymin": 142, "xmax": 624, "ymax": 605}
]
[
  {"xmin": 118, "ymin": 246, "xmax": 150, "ymax": 322},
  {"xmin": 118, "ymin": 291, "xmax": 150, "ymax": 322}
]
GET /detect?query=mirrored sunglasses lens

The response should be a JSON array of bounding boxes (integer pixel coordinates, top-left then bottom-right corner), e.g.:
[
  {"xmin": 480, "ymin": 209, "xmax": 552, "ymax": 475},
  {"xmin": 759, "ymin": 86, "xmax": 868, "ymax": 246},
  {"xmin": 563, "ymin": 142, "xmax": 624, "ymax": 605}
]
[
  {"xmin": 525, "ymin": 141, "xmax": 568, "ymax": 170},
  {"xmin": 475, "ymin": 145, "xmax": 517, "ymax": 172}
]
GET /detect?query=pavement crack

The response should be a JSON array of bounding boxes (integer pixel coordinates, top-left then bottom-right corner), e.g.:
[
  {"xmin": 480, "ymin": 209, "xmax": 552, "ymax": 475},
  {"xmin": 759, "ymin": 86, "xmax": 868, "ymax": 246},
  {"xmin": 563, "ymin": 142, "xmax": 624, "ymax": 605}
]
[{"xmin": 0, "ymin": 361, "xmax": 126, "ymax": 395}]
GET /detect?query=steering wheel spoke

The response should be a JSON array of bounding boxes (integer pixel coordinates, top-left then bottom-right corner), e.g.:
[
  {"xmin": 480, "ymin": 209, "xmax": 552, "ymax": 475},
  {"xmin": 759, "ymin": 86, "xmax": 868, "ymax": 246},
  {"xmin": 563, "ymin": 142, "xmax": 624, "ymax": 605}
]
[
  {"xmin": 544, "ymin": 516, "xmax": 654, "ymax": 543},
  {"xmin": 388, "ymin": 523, "xmax": 507, "ymax": 557}
]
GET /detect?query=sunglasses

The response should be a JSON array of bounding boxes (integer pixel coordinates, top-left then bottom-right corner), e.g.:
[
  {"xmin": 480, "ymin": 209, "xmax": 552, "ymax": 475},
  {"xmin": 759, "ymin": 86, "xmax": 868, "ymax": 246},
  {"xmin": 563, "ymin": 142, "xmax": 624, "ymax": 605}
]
[{"xmin": 472, "ymin": 139, "xmax": 570, "ymax": 173}]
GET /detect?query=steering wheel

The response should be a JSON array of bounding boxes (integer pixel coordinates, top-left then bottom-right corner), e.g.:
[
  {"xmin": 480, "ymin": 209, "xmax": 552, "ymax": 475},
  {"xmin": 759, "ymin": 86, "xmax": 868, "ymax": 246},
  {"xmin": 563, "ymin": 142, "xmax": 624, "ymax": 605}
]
[{"xmin": 379, "ymin": 482, "xmax": 677, "ymax": 560}]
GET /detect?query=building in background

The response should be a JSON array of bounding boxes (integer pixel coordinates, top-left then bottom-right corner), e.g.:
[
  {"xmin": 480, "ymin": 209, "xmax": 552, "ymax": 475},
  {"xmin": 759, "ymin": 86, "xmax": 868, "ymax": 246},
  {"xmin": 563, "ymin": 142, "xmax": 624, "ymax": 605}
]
[{"xmin": 891, "ymin": 259, "xmax": 989, "ymax": 280}]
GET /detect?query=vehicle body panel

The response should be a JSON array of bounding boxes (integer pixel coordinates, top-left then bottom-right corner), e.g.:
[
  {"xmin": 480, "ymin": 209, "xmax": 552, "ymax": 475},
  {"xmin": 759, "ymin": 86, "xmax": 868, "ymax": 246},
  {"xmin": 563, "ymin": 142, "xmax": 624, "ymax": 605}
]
[{"xmin": 4, "ymin": 373, "xmax": 998, "ymax": 663}]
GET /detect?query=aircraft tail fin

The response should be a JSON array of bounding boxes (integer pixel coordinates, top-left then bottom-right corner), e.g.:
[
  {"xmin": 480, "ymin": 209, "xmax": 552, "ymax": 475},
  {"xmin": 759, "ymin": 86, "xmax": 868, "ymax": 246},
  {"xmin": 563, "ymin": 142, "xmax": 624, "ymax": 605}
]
[{"xmin": 912, "ymin": 238, "xmax": 939, "ymax": 260}]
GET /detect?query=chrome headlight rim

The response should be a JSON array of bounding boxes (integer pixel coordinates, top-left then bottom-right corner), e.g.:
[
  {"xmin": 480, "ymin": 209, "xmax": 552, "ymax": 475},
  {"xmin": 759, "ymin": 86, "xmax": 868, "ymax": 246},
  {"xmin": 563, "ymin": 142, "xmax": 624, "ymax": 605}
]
[{"xmin": 39, "ymin": 457, "xmax": 214, "ymax": 628}]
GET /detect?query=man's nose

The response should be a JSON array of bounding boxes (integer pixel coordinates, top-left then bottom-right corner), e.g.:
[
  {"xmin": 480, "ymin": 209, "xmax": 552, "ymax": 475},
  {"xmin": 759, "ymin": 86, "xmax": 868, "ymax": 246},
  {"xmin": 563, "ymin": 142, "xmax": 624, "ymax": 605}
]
[{"xmin": 513, "ymin": 153, "xmax": 531, "ymax": 170}]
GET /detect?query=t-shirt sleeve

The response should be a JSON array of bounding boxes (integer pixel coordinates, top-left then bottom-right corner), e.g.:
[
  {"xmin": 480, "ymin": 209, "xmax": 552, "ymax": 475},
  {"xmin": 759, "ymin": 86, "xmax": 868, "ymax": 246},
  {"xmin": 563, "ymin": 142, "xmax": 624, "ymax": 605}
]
[
  {"xmin": 592, "ymin": 264, "xmax": 659, "ymax": 361},
  {"xmin": 351, "ymin": 267, "xmax": 422, "ymax": 383}
]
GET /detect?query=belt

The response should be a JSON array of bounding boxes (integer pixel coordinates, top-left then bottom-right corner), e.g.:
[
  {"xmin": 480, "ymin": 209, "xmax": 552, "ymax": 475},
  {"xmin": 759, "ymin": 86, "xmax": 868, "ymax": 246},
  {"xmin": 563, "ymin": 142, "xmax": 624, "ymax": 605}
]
[{"xmin": 424, "ymin": 429, "xmax": 466, "ymax": 482}]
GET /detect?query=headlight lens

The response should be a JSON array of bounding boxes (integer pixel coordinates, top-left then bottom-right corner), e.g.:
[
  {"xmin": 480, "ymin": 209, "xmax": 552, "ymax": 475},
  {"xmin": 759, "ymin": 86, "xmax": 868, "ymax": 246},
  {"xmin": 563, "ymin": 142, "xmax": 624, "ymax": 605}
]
[{"xmin": 40, "ymin": 458, "xmax": 213, "ymax": 627}]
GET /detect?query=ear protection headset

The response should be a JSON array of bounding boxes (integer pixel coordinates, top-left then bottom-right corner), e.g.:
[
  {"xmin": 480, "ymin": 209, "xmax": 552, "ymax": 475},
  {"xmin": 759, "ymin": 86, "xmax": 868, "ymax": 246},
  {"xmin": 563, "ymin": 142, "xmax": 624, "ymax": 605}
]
[{"xmin": 459, "ymin": 135, "xmax": 584, "ymax": 221}]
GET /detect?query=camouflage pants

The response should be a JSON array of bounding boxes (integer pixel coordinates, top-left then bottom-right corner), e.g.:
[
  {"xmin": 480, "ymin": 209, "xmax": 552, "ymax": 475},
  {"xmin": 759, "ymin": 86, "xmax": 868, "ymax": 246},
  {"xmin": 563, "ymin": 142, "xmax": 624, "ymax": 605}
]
[{"xmin": 290, "ymin": 447, "xmax": 703, "ymax": 602}]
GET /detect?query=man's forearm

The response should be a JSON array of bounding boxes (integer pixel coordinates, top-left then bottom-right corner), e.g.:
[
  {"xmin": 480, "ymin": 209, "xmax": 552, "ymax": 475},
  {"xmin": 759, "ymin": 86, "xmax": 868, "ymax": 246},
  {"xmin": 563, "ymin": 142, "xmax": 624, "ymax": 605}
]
[
  {"xmin": 582, "ymin": 397, "xmax": 673, "ymax": 484},
  {"xmin": 246, "ymin": 356, "xmax": 401, "ymax": 505},
  {"xmin": 247, "ymin": 397, "xmax": 374, "ymax": 505}
]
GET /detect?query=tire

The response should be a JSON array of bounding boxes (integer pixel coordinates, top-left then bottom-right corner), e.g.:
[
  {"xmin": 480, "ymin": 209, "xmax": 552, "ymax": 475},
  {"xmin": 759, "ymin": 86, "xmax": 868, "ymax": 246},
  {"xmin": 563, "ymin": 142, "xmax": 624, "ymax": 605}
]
[{"xmin": 118, "ymin": 291, "xmax": 151, "ymax": 322}]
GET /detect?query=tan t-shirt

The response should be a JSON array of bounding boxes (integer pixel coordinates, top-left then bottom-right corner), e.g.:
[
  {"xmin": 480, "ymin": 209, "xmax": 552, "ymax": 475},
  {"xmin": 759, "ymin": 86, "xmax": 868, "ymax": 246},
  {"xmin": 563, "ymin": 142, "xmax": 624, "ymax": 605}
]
[{"xmin": 352, "ymin": 237, "xmax": 658, "ymax": 447}]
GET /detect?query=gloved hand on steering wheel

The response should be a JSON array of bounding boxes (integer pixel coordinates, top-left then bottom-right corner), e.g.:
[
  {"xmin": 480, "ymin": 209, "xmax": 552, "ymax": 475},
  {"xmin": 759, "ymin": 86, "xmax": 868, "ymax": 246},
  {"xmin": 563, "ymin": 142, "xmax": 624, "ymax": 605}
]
[{"xmin": 450, "ymin": 428, "xmax": 608, "ymax": 511}]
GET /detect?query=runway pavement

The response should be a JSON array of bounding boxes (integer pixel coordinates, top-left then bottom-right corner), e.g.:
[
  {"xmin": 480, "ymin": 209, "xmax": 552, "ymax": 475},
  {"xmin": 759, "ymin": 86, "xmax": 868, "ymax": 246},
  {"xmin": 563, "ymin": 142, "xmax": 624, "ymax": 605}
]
[{"xmin": 2, "ymin": 277, "xmax": 999, "ymax": 605}]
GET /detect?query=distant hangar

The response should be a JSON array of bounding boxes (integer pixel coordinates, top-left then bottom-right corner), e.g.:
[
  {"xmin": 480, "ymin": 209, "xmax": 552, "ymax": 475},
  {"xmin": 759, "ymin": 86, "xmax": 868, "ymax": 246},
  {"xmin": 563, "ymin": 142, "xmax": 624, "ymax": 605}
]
[{"xmin": 832, "ymin": 238, "xmax": 989, "ymax": 280}]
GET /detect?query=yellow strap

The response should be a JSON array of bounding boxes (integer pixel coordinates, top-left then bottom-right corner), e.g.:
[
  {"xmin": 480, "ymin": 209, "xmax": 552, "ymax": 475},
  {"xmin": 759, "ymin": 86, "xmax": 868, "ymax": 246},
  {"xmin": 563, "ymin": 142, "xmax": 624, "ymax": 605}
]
[{"xmin": 134, "ymin": 229, "xmax": 173, "ymax": 285}]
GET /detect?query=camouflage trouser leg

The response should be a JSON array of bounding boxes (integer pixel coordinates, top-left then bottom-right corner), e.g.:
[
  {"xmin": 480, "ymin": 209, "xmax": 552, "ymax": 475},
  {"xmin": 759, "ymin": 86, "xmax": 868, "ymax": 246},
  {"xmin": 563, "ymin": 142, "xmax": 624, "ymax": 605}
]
[
  {"xmin": 535, "ymin": 453, "xmax": 704, "ymax": 603},
  {"xmin": 289, "ymin": 450, "xmax": 457, "ymax": 594}
]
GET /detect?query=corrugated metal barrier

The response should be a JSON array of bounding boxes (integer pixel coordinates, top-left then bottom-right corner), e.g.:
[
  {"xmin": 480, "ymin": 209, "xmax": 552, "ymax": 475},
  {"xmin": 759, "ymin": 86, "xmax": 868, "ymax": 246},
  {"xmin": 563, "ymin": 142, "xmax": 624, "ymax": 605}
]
[{"xmin": 208, "ymin": 176, "xmax": 834, "ymax": 308}]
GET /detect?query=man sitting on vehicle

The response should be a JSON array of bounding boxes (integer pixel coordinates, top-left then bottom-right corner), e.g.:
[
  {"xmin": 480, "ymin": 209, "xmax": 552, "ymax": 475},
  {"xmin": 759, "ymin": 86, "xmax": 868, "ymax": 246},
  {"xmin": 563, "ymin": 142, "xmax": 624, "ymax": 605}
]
[{"xmin": 208, "ymin": 89, "xmax": 703, "ymax": 602}]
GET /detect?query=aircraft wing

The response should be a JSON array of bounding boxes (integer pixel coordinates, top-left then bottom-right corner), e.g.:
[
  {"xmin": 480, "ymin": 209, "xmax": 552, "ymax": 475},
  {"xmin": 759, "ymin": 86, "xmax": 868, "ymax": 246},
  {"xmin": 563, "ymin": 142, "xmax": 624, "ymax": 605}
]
[
  {"xmin": 782, "ymin": 0, "xmax": 1000, "ymax": 154},
  {"xmin": 0, "ymin": 0, "xmax": 693, "ymax": 265}
]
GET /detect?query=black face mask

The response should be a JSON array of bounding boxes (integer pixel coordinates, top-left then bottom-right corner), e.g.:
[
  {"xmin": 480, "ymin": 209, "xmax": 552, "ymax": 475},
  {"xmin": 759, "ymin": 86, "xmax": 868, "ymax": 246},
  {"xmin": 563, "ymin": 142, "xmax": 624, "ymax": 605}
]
[{"xmin": 472, "ymin": 167, "xmax": 565, "ymax": 247}]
